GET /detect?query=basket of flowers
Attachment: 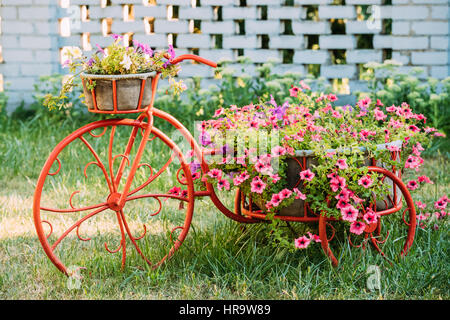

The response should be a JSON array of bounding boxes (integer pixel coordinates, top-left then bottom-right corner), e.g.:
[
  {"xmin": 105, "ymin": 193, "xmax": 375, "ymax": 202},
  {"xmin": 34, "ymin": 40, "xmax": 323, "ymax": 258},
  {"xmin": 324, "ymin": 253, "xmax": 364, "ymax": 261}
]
[{"xmin": 44, "ymin": 34, "xmax": 185, "ymax": 113}]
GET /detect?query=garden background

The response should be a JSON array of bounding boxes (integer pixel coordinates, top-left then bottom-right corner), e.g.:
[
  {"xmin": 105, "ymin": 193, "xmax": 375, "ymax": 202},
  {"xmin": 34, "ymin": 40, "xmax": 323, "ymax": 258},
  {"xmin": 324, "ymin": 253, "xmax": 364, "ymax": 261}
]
[{"xmin": 0, "ymin": 0, "xmax": 449, "ymax": 300}]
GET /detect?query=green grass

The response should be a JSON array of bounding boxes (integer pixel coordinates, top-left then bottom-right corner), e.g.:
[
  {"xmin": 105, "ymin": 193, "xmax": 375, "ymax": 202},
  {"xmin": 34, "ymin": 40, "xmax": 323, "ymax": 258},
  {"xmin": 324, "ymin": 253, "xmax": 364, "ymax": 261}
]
[{"xmin": 0, "ymin": 113, "xmax": 448, "ymax": 300}]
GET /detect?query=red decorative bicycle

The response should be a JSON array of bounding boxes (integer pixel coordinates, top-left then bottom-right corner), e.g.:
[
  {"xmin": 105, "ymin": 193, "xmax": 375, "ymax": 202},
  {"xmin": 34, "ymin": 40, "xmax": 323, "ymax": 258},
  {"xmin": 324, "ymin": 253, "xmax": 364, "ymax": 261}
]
[{"xmin": 33, "ymin": 54, "xmax": 416, "ymax": 275}]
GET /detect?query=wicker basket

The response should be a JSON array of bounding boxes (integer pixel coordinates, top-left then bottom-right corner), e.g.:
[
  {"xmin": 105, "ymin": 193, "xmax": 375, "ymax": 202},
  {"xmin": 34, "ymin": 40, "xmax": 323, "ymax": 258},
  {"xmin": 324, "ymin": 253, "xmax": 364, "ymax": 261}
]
[{"xmin": 80, "ymin": 72, "xmax": 157, "ymax": 112}]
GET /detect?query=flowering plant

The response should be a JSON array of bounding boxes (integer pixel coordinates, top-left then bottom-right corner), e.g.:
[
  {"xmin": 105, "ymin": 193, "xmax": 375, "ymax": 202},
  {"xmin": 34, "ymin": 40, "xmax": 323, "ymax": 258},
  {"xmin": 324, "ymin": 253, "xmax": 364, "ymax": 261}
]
[
  {"xmin": 194, "ymin": 83, "xmax": 447, "ymax": 250},
  {"xmin": 44, "ymin": 35, "xmax": 185, "ymax": 110}
]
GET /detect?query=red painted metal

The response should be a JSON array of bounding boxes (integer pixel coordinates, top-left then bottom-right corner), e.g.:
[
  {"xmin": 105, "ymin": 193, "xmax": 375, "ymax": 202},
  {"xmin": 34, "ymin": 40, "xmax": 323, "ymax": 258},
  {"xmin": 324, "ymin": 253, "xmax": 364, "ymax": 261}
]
[{"xmin": 34, "ymin": 54, "xmax": 418, "ymax": 274}]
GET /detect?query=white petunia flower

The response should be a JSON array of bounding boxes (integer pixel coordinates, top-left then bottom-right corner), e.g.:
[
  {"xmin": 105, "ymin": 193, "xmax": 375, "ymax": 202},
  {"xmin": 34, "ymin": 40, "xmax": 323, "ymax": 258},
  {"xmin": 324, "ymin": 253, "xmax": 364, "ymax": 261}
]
[{"xmin": 120, "ymin": 54, "xmax": 132, "ymax": 70}]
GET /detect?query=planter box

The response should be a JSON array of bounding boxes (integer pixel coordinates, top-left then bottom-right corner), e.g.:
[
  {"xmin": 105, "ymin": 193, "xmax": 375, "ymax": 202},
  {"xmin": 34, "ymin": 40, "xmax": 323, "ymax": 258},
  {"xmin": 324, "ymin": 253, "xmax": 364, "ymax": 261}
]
[
  {"xmin": 248, "ymin": 140, "xmax": 403, "ymax": 217},
  {"xmin": 80, "ymin": 72, "xmax": 156, "ymax": 111}
]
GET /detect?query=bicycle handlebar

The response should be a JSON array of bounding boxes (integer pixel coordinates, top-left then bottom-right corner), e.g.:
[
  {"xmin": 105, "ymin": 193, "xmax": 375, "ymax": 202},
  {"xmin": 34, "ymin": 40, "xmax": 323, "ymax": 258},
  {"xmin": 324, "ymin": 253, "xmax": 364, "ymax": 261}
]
[{"xmin": 169, "ymin": 54, "xmax": 217, "ymax": 68}]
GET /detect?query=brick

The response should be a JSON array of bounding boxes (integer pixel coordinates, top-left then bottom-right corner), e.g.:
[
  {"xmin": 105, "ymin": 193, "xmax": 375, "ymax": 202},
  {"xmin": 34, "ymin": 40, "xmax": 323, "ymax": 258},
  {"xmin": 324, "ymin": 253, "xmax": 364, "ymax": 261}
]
[
  {"xmin": 21, "ymin": 63, "xmax": 55, "ymax": 76},
  {"xmin": 35, "ymin": 50, "xmax": 59, "ymax": 63},
  {"xmin": 134, "ymin": 6, "xmax": 167, "ymax": 19},
  {"xmin": 2, "ymin": 49, "xmax": 34, "ymax": 62},
  {"xmin": 292, "ymin": 21, "xmax": 330, "ymax": 34},
  {"xmin": 223, "ymin": 7, "xmax": 258, "ymax": 20},
  {"xmin": 430, "ymin": 66, "xmax": 449, "ymax": 79},
  {"xmin": 319, "ymin": 35, "xmax": 355, "ymax": 49},
  {"xmin": 431, "ymin": 6, "xmax": 449, "ymax": 20},
  {"xmin": 430, "ymin": 36, "xmax": 449, "ymax": 50},
  {"xmin": 391, "ymin": 6, "xmax": 429, "ymax": 20},
  {"xmin": 89, "ymin": 6, "xmax": 123, "ymax": 19},
  {"xmin": 154, "ymin": 20, "xmax": 189, "ymax": 33},
  {"xmin": 411, "ymin": 22, "xmax": 448, "ymax": 35},
  {"xmin": 0, "ymin": 6, "xmax": 17, "ymax": 20},
  {"xmin": 18, "ymin": 7, "xmax": 56, "ymax": 20},
  {"xmin": 392, "ymin": 52, "xmax": 410, "ymax": 65},
  {"xmin": 346, "ymin": 21, "xmax": 381, "ymax": 34},
  {"xmin": 59, "ymin": 36, "xmax": 83, "ymax": 47},
  {"xmin": 200, "ymin": 21, "xmax": 235, "ymax": 34},
  {"xmin": 321, "ymin": 65, "xmax": 357, "ymax": 79},
  {"xmin": 176, "ymin": 34, "xmax": 211, "ymax": 48},
  {"xmin": 176, "ymin": 64, "xmax": 214, "ymax": 78},
  {"xmin": 0, "ymin": 35, "xmax": 19, "ymax": 48},
  {"xmin": 34, "ymin": 22, "xmax": 59, "ymax": 35},
  {"xmin": 346, "ymin": 50, "xmax": 382, "ymax": 63},
  {"xmin": 201, "ymin": 0, "xmax": 236, "ymax": 5},
  {"xmin": 2, "ymin": 0, "xmax": 32, "ymax": 4},
  {"xmin": 272, "ymin": 64, "xmax": 305, "ymax": 76},
  {"xmin": 392, "ymin": 21, "xmax": 410, "ymax": 35},
  {"xmin": 132, "ymin": 34, "xmax": 168, "ymax": 47},
  {"xmin": 19, "ymin": 36, "xmax": 53, "ymax": 49},
  {"xmin": 269, "ymin": 36, "xmax": 304, "ymax": 49},
  {"xmin": 198, "ymin": 49, "xmax": 234, "ymax": 62},
  {"xmin": 179, "ymin": 7, "xmax": 214, "ymax": 20},
  {"xmin": 411, "ymin": 0, "xmax": 448, "ymax": 4},
  {"xmin": 1, "ymin": 21, "xmax": 34, "ymax": 35},
  {"xmin": 111, "ymin": 0, "xmax": 145, "ymax": 4},
  {"xmin": 318, "ymin": 6, "xmax": 356, "ymax": 19},
  {"xmin": 111, "ymin": 21, "xmax": 145, "ymax": 33},
  {"xmin": 156, "ymin": 0, "xmax": 191, "ymax": 5},
  {"xmin": 223, "ymin": 36, "xmax": 258, "ymax": 49},
  {"xmin": 0, "ymin": 64, "xmax": 21, "ymax": 77},
  {"xmin": 245, "ymin": 20, "xmax": 281, "ymax": 35},
  {"xmin": 248, "ymin": 0, "xmax": 283, "ymax": 4},
  {"xmin": 294, "ymin": 0, "xmax": 333, "ymax": 4},
  {"xmin": 293, "ymin": 50, "xmax": 329, "ymax": 64},
  {"xmin": 346, "ymin": 0, "xmax": 382, "ymax": 4},
  {"xmin": 267, "ymin": 7, "xmax": 303, "ymax": 20},
  {"xmin": 373, "ymin": 36, "xmax": 429, "ymax": 50},
  {"xmin": 411, "ymin": 52, "xmax": 448, "ymax": 65},
  {"xmin": 244, "ymin": 49, "xmax": 280, "ymax": 63}
]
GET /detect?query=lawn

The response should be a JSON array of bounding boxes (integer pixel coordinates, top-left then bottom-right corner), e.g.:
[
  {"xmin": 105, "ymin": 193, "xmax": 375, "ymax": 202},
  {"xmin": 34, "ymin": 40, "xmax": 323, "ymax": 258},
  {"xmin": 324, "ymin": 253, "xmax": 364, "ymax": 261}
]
[{"xmin": 0, "ymin": 112, "xmax": 448, "ymax": 300}]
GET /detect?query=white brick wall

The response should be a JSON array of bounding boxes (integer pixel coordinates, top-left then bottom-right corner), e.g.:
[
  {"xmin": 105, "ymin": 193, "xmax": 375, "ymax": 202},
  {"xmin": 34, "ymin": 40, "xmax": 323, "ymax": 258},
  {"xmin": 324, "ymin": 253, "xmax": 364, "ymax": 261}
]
[{"xmin": 0, "ymin": 0, "xmax": 448, "ymax": 110}]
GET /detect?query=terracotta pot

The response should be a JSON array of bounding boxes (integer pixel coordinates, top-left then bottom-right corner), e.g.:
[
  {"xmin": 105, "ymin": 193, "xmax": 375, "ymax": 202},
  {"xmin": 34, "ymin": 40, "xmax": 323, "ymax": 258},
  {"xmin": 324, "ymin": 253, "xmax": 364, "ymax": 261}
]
[
  {"xmin": 248, "ymin": 140, "xmax": 403, "ymax": 217},
  {"xmin": 80, "ymin": 72, "xmax": 156, "ymax": 111}
]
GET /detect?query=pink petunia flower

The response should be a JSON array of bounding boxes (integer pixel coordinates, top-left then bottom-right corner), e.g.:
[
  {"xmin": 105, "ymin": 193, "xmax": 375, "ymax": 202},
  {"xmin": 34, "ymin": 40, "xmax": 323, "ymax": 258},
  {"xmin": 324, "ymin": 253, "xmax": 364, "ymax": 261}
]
[
  {"xmin": 340, "ymin": 204, "xmax": 359, "ymax": 222},
  {"xmin": 168, "ymin": 186, "xmax": 181, "ymax": 196},
  {"xmin": 300, "ymin": 169, "xmax": 315, "ymax": 182},
  {"xmin": 293, "ymin": 188, "xmax": 307, "ymax": 200},
  {"xmin": 330, "ymin": 176, "xmax": 346, "ymax": 192},
  {"xmin": 336, "ymin": 199, "xmax": 349, "ymax": 210},
  {"xmin": 358, "ymin": 175, "xmax": 373, "ymax": 188},
  {"xmin": 294, "ymin": 236, "xmax": 311, "ymax": 249},
  {"xmin": 417, "ymin": 175, "xmax": 433, "ymax": 184},
  {"xmin": 279, "ymin": 189, "xmax": 293, "ymax": 199},
  {"xmin": 233, "ymin": 176, "xmax": 244, "ymax": 186},
  {"xmin": 217, "ymin": 178, "xmax": 230, "ymax": 191},
  {"xmin": 250, "ymin": 176, "xmax": 267, "ymax": 194},
  {"xmin": 207, "ymin": 168, "xmax": 222, "ymax": 179},
  {"xmin": 406, "ymin": 180, "xmax": 419, "ymax": 191},
  {"xmin": 363, "ymin": 209, "xmax": 378, "ymax": 224},
  {"xmin": 349, "ymin": 221, "xmax": 366, "ymax": 235},
  {"xmin": 336, "ymin": 159, "xmax": 348, "ymax": 170},
  {"xmin": 335, "ymin": 187, "xmax": 353, "ymax": 203},
  {"xmin": 434, "ymin": 197, "xmax": 448, "ymax": 210},
  {"xmin": 270, "ymin": 193, "xmax": 283, "ymax": 207},
  {"xmin": 271, "ymin": 146, "xmax": 287, "ymax": 157},
  {"xmin": 289, "ymin": 86, "xmax": 300, "ymax": 97}
]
